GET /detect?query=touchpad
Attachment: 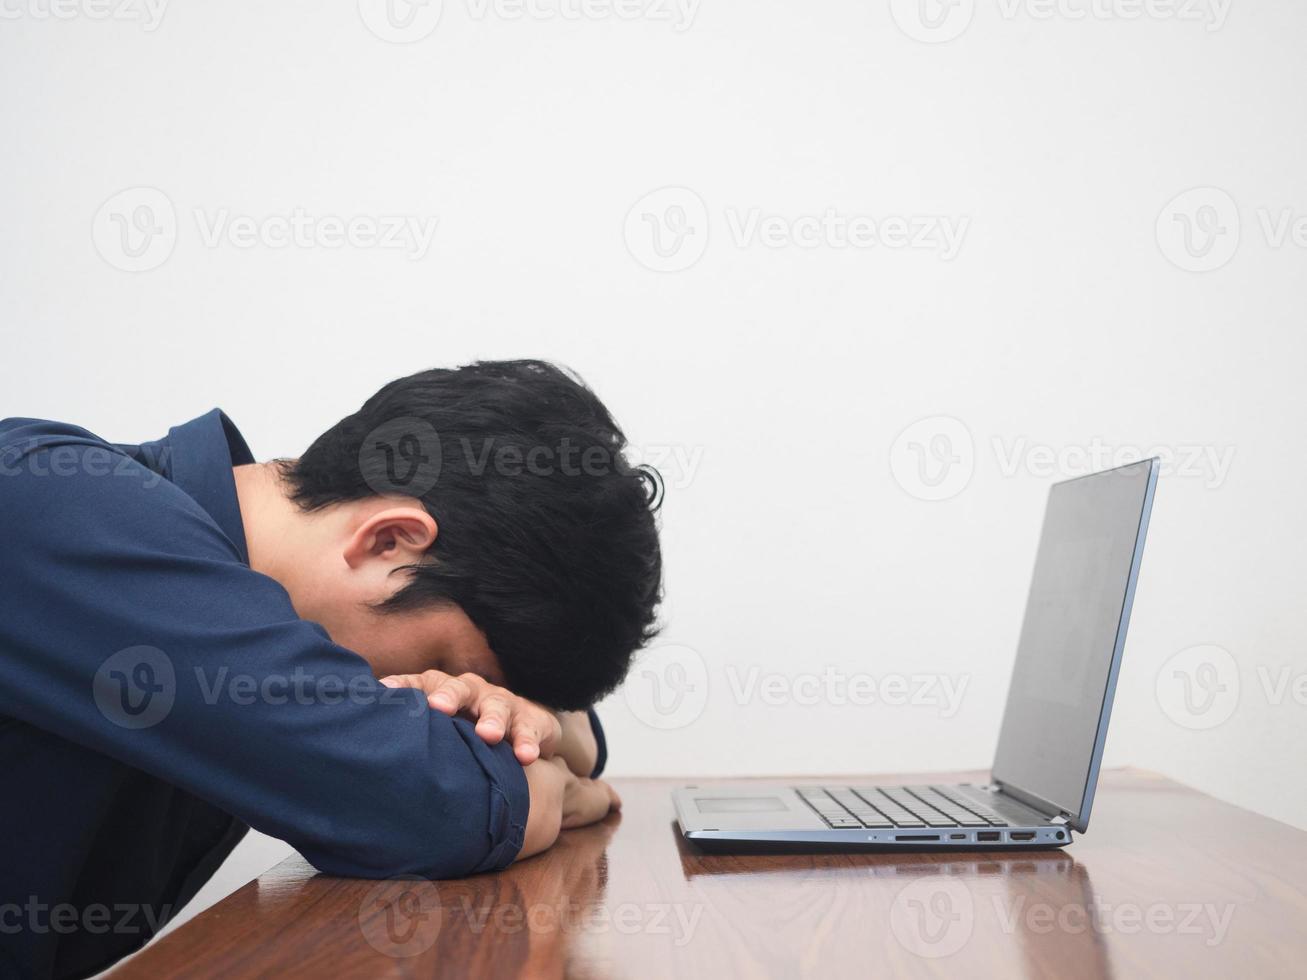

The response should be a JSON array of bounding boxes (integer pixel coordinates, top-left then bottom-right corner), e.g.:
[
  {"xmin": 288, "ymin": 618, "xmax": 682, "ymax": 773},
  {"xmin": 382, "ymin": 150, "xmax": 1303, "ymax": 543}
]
[{"xmin": 696, "ymin": 796, "xmax": 788, "ymax": 814}]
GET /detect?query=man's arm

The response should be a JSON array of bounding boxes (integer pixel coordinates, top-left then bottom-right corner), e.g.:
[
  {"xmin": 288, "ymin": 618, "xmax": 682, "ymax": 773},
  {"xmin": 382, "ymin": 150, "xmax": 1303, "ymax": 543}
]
[
  {"xmin": 377, "ymin": 669, "xmax": 610, "ymax": 780},
  {"xmin": 0, "ymin": 424, "xmax": 536, "ymax": 879},
  {"xmin": 380, "ymin": 669, "xmax": 564, "ymax": 766},
  {"xmin": 518, "ymin": 757, "xmax": 620, "ymax": 861},
  {"xmin": 557, "ymin": 709, "xmax": 606, "ymax": 778},
  {"xmin": 368, "ymin": 673, "xmax": 616, "ymax": 856}
]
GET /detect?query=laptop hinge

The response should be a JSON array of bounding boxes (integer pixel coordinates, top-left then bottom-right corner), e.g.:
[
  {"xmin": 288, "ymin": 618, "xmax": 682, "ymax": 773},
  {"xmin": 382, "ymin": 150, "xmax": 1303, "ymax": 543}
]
[{"xmin": 990, "ymin": 780, "xmax": 1071, "ymax": 824}]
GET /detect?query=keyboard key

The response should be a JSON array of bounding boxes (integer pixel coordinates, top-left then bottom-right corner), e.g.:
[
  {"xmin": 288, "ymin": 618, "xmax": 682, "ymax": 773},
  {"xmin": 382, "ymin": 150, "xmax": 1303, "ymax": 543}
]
[
  {"xmin": 796, "ymin": 788, "xmax": 872, "ymax": 828},
  {"xmin": 856, "ymin": 816, "xmax": 894, "ymax": 828},
  {"xmin": 929, "ymin": 787, "xmax": 1005, "ymax": 824},
  {"xmin": 828, "ymin": 788, "xmax": 867, "ymax": 807},
  {"xmin": 797, "ymin": 788, "xmax": 833, "ymax": 802},
  {"xmin": 882, "ymin": 788, "xmax": 956, "ymax": 827},
  {"xmin": 827, "ymin": 790, "xmax": 894, "ymax": 825},
  {"xmin": 906, "ymin": 789, "xmax": 988, "ymax": 827},
  {"xmin": 850, "ymin": 789, "xmax": 924, "ymax": 827}
]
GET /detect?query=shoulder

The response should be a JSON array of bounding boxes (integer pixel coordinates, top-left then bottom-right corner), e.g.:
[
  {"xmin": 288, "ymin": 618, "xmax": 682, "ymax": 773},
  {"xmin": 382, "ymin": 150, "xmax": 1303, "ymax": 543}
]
[
  {"xmin": 1, "ymin": 416, "xmax": 155, "ymax": 489},
  {"xmin": 0, "ymin": 416, "xmax": 109, "ymax": 453},
  {"xmin": 0, "ymin": 417, "xmax": 238, "ymax": 561}
]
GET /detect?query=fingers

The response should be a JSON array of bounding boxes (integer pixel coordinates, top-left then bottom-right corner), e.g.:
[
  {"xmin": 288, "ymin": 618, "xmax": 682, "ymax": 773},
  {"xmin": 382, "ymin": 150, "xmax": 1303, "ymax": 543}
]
[
  {"xmin": 378, "ymin": 670, "xmax": 481, "ymax": 714},
  {"xmin": 512, "ymin": 710, "xmax": 562, "ymax": 767},
  {"xmin": 560, "ymin": 777, "xmax": 618, "ymax": 830},
  {"xmin": 427, "ymin": 672, "xmax": 476, "ymax": 714},
  {"xmin": 460, "ymin": 678, "xmax": 555, "ymax": 762},
  {"xmin": 377, "ymin": 672, "xmax": 432, "ymax": 692},
  {"xmin": 378, "ymin": 670, "xmax": 562, "ymax": 764},
  {"xmin": 473, "ymin": 692, "xmax": 513, "ymax": 745}
]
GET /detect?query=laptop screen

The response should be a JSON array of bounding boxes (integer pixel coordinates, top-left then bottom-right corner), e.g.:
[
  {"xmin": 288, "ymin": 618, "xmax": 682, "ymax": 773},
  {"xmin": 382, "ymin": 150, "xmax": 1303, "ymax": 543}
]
[{"xmin": 991, "ymin": 458, "xmax": 1157, "ymax": 830}]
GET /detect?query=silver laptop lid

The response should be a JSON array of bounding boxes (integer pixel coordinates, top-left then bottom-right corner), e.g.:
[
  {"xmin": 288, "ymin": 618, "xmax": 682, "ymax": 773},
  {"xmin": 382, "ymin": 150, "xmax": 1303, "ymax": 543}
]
[{"xmin": 991, "ymin": 458, "xmax": 1159, "ymax": 832}]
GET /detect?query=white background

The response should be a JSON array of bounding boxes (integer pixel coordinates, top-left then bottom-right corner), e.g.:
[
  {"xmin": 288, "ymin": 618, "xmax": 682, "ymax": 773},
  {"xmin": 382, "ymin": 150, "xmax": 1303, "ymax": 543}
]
[{"xmin": 3, "ymin": 0, "xmax": 1305, "ymax": 937}]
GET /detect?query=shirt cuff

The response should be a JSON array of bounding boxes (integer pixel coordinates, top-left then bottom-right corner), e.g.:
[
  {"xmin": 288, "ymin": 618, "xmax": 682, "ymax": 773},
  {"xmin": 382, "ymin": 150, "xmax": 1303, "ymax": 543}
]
[
  {"xmin": 452, "ymin": 719, "xmax": 529, "ymax": 872},
  {"xmin": 587, "ymin": 707, "xmax": 608, "ymax": 779}
]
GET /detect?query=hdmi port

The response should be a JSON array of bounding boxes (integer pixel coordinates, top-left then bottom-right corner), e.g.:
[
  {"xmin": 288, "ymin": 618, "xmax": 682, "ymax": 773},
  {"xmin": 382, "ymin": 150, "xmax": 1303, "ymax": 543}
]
[{"xmin": 1009, "ymin": 831, "xmax": 1036, "ymax": 841}]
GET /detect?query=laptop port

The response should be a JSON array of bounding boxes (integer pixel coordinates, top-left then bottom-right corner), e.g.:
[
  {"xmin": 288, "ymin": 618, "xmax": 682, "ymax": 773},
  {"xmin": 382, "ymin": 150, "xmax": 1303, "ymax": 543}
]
[
  {"xmin": 977, "ymin": 831, "xmax": 1001, "ymax": 842},
  {"xmin": 1009, "ymin": 831, "xmax": 1036, "ymax": 841},
  {"xmin": 895, "ymin": 834, "xmax": 939, "ymax": 841},
  {"xmin": 949, "ymin": 833, "xmax": 966, "ymax": 840}
]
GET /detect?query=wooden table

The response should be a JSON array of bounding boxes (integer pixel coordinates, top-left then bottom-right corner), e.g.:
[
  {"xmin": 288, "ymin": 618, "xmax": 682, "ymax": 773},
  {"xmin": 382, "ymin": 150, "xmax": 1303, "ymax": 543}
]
[{"xmin": 107, "ymin": 769, "xmax": 1307, "ymax": 978}]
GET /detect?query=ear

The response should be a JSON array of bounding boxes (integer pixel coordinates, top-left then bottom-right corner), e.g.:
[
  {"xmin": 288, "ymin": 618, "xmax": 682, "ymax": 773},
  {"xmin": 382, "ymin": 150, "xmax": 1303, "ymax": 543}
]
[{"xmin": 342, "ymin": 506, "xmax": 438, "ymax": 570}]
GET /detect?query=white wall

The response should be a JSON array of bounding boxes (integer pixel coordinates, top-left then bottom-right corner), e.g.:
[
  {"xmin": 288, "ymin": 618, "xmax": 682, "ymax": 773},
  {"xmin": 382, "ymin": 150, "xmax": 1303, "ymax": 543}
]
[{"xmin": 5, "ymin": 0, "xmax": 1305, "ymax": 927}]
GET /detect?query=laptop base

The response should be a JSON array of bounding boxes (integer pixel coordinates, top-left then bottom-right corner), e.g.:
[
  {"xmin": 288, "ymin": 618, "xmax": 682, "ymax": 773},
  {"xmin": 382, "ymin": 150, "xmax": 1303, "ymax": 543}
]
[
  {"xmin": 674, "ymin": 782, "xmax": 1072, "ymax": 853},
  {"xmin": 681, "ymin": 834, "xmax": 1073, "ymax": 854}
]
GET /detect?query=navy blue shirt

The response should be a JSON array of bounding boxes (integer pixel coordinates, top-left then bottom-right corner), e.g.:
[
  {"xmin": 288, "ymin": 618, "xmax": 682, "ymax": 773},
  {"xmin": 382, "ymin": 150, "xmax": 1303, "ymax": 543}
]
[{"xmin": 0, "ymin": 410, "xmax": 605, "ymax": 979}]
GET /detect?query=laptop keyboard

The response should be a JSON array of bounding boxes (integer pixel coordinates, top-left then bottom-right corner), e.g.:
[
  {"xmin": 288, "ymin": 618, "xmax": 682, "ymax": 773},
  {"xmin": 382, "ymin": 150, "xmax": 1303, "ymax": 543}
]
[{"xmin": 796, "ymin": 785, "xmax": 1011, "ymax": 830}]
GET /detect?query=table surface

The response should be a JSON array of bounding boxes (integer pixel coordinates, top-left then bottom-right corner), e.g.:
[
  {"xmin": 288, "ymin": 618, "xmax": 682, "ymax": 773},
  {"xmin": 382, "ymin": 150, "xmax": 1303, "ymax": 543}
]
[{"xmin": 107, "ymin": 768, "xmax": 1307, "ymax": 979}]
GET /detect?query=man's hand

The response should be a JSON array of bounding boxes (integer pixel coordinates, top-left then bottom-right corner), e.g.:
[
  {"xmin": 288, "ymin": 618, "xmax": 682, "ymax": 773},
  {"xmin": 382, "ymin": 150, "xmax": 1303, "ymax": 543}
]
[
  {"xmin": 378, "ymin": 669, "xmax": 561, "ymax": 766},
  {"xmin": 518, "ymin": 757, "xmax": 621, "ymax": 860}
]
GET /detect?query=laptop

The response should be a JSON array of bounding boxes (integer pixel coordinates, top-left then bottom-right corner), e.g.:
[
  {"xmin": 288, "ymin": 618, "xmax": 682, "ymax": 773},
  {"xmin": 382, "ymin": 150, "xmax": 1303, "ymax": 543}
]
[{"xmin": 674, "ymin": 457, "xmax": 1159, "ymax": 851}]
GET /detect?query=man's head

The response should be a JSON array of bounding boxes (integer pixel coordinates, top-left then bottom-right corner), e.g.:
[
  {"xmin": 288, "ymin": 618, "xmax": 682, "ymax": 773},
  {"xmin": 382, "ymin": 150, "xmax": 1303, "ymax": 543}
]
[{"xmin": 271, "ymin": 360, "xmax": 663, "ymax": 710}]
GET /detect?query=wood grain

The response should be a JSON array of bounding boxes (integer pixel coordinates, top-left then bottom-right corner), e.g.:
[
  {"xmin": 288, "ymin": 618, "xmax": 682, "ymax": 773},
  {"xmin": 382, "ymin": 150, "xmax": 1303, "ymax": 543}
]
[{"xmin": 106, "ymin": 769, "xmax": 1307, "ymax": 979}]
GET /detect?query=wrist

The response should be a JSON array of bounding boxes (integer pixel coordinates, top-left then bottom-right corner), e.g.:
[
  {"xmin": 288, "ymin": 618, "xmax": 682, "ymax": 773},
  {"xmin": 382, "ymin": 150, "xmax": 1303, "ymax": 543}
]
[{"xmin": 555, "ymin": 710, "xmax": 598, "ymax": 777}]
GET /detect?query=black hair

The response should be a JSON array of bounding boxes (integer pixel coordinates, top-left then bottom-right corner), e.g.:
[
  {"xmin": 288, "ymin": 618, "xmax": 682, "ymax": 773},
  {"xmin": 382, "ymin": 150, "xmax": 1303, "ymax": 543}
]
[{"xmin": 283, "ymin": 360, "xmax": 663, "ymax": 710}]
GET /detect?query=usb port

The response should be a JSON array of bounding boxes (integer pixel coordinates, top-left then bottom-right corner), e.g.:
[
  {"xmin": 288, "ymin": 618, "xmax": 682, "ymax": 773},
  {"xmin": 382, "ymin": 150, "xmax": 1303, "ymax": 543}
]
[
  {"xmin": 977, "ymin": 831, "xmax": 1000, "ymax": 842},
  {"xmin": 1009, "ymin": 831, "xmax": 1036, "ymax": 841}
]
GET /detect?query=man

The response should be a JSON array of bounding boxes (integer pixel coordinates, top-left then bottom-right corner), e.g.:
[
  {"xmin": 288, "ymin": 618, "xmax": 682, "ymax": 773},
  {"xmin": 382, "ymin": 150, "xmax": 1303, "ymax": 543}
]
[{"xmin": 0, "ymin": 360, "xmax": 663, "ymax": 979}]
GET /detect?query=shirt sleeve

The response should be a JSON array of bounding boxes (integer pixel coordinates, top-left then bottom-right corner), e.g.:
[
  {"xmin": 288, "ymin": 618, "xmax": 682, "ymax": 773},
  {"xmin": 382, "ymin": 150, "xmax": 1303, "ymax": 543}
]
[{"xmin": 0, "ymin": 423, "xmax": 528, "ymax": 880}]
